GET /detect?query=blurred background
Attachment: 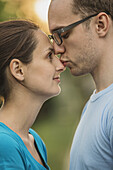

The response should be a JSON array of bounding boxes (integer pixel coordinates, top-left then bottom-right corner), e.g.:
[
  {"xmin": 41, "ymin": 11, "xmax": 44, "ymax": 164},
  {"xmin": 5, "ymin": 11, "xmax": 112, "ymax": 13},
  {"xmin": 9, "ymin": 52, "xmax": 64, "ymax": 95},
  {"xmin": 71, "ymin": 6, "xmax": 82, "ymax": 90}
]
[{"xmin": 0, "ymin": 0, "xmax": 95, "ymax": 169}]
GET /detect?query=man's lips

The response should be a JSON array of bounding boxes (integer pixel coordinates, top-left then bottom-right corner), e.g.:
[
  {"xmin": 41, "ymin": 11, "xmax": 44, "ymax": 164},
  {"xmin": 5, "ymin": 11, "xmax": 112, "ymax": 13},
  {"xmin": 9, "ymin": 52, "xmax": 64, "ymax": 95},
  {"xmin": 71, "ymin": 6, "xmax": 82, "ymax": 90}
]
[{"xmin": 61, "ymin": 61, "xmax": 70, "ymax": 67}]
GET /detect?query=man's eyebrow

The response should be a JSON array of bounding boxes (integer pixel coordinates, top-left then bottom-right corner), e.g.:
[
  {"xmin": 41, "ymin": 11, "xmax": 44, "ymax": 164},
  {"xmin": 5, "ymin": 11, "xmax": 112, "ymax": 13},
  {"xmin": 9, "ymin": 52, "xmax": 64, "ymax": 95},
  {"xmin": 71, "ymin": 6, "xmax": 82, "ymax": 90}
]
[{"xmin": 52, "ymin": 26, "xmax": 64, "ymax": 33}]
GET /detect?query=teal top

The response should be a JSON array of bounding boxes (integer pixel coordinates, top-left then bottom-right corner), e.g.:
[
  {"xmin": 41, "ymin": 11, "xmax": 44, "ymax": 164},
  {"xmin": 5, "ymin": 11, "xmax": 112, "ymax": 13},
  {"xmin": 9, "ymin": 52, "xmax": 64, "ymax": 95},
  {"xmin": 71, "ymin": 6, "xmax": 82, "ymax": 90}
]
[{"xmin": 0, "ymin": 122, "xmax": 50, "ymax": 170}]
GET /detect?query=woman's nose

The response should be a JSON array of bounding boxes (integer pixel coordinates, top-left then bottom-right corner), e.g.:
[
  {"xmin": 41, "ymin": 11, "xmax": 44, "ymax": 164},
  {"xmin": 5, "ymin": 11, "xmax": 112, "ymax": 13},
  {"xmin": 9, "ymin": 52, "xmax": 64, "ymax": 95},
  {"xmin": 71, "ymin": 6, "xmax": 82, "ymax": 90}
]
[
  {"xmin": 53, "ymin": 41, "xmax": 65, "ymax": 55},
  {"xmin": 55, "ymin": 56, "xmax": 65, "ymax": 73}
]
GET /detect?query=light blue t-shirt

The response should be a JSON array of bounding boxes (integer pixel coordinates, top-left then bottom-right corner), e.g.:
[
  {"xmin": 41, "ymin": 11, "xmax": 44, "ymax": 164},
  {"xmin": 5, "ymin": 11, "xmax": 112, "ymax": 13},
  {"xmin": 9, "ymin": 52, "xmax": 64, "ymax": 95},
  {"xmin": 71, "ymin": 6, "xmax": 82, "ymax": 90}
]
[
  {"xmin": 70, "ymin": 83, "xmax": 113, "ymax": 170},
  {"xmin": 0, "ymin": 122, "xmax": 50, "ymax": 170}
]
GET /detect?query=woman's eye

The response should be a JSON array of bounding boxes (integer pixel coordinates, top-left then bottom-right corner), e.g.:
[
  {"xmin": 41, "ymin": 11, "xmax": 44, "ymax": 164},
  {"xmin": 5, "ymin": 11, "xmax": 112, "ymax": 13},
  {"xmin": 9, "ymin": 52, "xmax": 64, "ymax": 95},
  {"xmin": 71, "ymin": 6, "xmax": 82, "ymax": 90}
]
[
  {"xmin": 61, "ymin": 33, "xmax": 69, "ymax": 39},
  {"xmin": 47, "ymin": 53, "xmax": 53, "ymax": 61}
]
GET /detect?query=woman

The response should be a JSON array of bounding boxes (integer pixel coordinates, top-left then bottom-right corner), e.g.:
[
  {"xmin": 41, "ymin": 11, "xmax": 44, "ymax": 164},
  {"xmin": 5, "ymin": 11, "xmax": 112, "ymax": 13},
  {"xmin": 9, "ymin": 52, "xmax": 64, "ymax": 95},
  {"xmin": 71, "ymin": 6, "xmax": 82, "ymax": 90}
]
[{"xmin": 0, "ymin": 20, "xmax": 64, "ymax": 169}]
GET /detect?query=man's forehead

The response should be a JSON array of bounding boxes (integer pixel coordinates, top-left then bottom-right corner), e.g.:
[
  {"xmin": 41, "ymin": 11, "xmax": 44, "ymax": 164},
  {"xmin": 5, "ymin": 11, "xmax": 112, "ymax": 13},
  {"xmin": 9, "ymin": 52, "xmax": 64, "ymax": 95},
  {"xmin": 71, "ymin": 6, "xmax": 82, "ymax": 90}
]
[
  {"xmin": 49, "ymin": 0, "xmax": 72, "ymax": 15},
  {"xmin": 48, "ymin": 0, "xmax": 74, "ymax": 32}
]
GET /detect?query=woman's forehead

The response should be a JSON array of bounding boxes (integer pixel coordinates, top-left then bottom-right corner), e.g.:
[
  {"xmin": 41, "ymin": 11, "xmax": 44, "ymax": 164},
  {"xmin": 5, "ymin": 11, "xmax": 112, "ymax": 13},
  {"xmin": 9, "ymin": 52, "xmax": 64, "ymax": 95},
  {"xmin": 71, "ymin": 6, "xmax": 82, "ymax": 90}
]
[{"xmin": 34, "ymin": 30, "xmax": 54, "ymax": 52}]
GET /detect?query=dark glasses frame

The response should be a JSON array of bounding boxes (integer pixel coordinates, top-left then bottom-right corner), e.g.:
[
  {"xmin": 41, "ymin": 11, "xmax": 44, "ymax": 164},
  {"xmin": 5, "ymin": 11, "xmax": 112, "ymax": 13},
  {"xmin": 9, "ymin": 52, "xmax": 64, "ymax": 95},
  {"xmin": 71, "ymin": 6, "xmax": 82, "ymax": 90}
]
[{"xmin": 48, "ymin": 13, "xmax": 99, "ymax": 46}]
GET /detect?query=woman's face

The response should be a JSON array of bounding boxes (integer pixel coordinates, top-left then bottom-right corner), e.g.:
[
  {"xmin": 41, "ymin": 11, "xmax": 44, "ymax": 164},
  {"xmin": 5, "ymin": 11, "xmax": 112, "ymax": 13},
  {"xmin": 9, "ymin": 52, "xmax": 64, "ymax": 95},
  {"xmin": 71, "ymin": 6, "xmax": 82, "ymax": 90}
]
[{"xmin": 24, "ymin": 30, "xmax": 64, "ymax": 100}]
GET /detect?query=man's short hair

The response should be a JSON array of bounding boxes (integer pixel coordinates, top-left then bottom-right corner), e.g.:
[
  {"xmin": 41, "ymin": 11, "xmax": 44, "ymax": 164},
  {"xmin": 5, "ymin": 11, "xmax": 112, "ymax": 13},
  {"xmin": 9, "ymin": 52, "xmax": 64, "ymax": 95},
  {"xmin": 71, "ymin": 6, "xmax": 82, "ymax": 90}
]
[{"xmin": 72, "ymin": 0, "xmax": 113, "ymax": 19}]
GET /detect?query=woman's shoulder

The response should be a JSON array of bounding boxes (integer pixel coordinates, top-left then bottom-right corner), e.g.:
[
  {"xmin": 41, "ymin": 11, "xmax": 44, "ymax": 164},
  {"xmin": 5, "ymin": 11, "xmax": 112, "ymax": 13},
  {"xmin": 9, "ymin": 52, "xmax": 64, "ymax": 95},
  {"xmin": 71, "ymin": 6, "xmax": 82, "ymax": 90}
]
[
  {"xmin": 0, "ymin": 132, "xmax": 26, "ymax": 169},
  {"xmin": 0, "ymin": 123, "xmax": 23, "ymax": 153},
  {"xmin": 0, "ymin": 132, "xmax": 19, "ymax": 153},
  {"xmin": 0, "ymin": 123, "xmax": 27, "ymax": 168},
  {"xmin": 0, "ymin": 122, "xmax": 25, "ymax": 154}
]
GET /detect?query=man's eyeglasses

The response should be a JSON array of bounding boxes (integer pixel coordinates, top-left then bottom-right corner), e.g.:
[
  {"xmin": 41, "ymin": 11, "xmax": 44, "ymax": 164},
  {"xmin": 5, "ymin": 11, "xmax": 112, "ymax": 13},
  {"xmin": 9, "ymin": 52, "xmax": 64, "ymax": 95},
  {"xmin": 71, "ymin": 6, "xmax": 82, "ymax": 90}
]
[{"xmin": 48, "ymin": 13, "xmax": 99, "ymax": 46}]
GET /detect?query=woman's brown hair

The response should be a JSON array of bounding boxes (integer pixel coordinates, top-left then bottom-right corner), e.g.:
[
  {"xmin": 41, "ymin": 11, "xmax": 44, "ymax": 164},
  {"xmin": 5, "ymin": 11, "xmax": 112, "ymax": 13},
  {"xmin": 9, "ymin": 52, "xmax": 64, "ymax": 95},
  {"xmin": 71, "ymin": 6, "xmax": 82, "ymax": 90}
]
[{"xmin": 0, "ymin": 20, "xmax": 39, "ymax": 105}]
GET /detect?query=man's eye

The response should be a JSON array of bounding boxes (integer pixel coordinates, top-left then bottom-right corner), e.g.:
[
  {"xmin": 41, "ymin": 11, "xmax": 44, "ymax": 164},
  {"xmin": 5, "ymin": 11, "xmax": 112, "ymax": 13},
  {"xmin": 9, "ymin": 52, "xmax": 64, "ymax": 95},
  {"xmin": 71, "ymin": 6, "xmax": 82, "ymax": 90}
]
[{"xmin": 61, "ymin": 33, "xmax": 69, "ymax": 39}]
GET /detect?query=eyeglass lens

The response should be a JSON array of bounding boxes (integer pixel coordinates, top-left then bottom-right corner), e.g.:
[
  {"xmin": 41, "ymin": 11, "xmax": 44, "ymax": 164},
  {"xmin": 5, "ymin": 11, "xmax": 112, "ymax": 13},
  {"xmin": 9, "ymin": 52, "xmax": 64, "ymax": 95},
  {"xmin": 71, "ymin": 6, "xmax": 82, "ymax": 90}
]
[{"xmin": 53, "ymin": 32, "xmax": 61, "ymax": 45}]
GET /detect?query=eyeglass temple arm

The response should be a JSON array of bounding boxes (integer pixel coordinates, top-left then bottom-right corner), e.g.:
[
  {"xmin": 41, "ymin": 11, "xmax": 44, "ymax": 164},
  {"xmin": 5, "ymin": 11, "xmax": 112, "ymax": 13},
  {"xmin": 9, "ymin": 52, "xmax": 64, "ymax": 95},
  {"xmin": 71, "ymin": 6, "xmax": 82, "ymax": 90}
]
[{"xmin": 61, "ymin": 13, "xmax": 99, "ymax": 33}]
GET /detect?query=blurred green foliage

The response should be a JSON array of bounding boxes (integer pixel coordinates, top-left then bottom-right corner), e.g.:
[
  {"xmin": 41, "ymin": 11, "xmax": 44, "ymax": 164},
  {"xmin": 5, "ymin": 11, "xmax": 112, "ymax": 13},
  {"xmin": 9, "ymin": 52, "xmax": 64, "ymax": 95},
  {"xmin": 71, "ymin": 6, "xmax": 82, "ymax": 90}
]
[{"xmin": 0, "ymin": 1, "xmax": 95, "ymax": 169}]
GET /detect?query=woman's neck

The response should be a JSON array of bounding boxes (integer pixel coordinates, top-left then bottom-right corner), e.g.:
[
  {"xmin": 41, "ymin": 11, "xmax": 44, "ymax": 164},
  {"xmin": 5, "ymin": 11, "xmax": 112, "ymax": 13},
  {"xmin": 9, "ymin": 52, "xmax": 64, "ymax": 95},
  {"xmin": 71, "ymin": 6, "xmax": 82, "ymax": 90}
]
[{"xmin": 0, "ymin": 92, "xmax": 44, "ymax": 139}]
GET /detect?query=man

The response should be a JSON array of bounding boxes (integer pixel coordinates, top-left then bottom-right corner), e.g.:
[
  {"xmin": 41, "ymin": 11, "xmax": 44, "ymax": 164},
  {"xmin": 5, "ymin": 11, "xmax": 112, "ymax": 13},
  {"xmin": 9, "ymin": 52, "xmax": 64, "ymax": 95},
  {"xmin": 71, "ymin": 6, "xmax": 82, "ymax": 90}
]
[{"xmin": 48, "ymin": 0, "xmax": 113, "ymax": 170}]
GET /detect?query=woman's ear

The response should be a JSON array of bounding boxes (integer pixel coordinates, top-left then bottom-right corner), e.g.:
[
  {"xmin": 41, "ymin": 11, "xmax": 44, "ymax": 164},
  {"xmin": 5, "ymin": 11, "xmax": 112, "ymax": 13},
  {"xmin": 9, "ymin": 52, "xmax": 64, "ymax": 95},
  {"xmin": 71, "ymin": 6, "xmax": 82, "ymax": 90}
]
[
  {"xmin": 95, "ymin": 12, "xmax": 110, "ymax": 37},
  {"xmin": 9, "ymin": 59, "xmax": 25, "ymax": 81}
]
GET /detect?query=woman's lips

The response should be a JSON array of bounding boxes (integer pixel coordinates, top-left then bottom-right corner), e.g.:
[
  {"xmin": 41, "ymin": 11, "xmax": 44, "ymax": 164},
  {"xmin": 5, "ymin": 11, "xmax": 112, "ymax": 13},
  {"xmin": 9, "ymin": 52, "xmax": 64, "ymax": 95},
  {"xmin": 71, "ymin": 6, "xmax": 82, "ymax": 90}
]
[{"xmin": 53, "ymin": 76, "xmax": 60, "ymax": 83}]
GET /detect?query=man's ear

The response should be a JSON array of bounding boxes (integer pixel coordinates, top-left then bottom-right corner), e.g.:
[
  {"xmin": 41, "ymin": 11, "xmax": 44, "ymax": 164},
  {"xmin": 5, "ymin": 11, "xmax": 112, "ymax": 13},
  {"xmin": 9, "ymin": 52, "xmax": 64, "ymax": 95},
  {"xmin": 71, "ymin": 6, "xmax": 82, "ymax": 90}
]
[
  {"xmin": 9, "ymin": 59, "xmax": 25, "ymax": 81},
  {"xmin": 95, "ymin": 12, "xmax": 110, "ymax": 37}
]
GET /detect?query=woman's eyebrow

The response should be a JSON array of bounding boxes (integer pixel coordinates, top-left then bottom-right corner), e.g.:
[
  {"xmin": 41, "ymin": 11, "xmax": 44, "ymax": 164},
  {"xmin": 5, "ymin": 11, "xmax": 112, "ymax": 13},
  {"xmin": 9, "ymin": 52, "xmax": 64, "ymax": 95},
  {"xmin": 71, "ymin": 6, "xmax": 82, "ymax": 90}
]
[{"xmin": 46, "ymin": 47, "xmax": 55, "ymax": 54}]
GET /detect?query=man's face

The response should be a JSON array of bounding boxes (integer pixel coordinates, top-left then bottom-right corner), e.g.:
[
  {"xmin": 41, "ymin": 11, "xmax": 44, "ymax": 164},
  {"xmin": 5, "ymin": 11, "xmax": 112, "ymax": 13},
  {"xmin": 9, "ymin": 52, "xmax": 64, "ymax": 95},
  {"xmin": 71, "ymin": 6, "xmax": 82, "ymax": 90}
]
[{"xmin": 48, "ymin": 0, "xmax": 99, "ymax": 76}]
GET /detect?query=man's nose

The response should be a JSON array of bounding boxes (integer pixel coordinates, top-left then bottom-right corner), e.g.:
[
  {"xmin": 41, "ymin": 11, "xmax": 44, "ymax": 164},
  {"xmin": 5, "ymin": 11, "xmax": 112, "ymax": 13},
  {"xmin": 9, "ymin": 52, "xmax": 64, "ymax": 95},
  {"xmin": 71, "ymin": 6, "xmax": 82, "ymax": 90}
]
[{"xmin": 53, "ymin": 41, "xmax": 65, "ymax": 55}]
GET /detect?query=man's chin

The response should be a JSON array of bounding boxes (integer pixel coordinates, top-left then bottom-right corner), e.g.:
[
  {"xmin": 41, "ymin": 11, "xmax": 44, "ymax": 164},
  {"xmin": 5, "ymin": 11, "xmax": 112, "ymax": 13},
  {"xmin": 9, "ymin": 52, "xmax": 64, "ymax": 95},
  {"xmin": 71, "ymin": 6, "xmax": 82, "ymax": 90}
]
[
  {"xmin": 69, "ymin": 67, "xmax": 84, "ymax": 76},
  {"xmin": 69, "ymin": 67, "xmax": 77, "ymax": 76}
]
